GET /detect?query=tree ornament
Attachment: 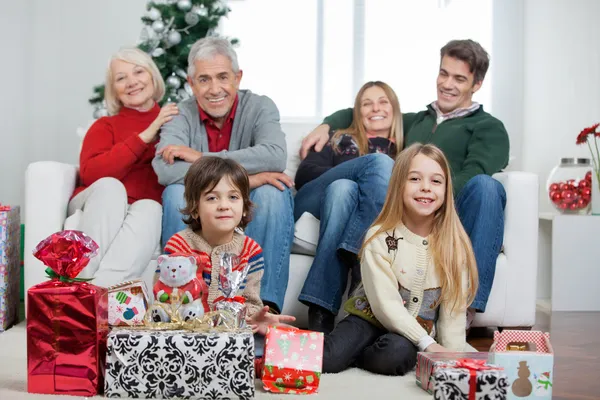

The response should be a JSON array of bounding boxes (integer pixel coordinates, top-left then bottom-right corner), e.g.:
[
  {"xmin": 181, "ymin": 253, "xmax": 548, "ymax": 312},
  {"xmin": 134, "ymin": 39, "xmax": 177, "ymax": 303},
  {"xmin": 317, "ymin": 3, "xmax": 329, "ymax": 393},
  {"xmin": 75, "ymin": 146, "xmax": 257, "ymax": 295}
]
[
  {"xmin": 152, "ymin": 47, "xmax": 165, "ymax": 57},
  {"xmin": 175, "ymin": 69, "xmax": 188, "ymax": 79},
  {"xmin": 184, "ymin": 82, "xmax": 194, "ymax": 96},
  {"xmin": 195, "ymin": 4, "xmax": 208, "ymax": 17},
  {"xmin": 146, "ymin": 7, "xmax": 161, "ymax": 21},
  {"xmin": 167, "ymin": 74, "xmax": 182, "ymax": 89},
  {"xmin": 167, "ymin": 30, "xmax": 182, "ymax": 46},
  {"xmin": 177, "ymin": 0, "xmax": 192, "ymax": 11},
  {"xmin": 184, "ymin": 11, "xmax": 200, "ymax": 26},
  {"xmin": 152, "ymin": 20, "xmax": 166, "ymax": 33},
  {"xmin": 93, "ymin": 107, "xmax": 108, "ymax": 119},
  {"xmin": 177, "ymin": 88, "xmax": 190, "ymax": 99}
]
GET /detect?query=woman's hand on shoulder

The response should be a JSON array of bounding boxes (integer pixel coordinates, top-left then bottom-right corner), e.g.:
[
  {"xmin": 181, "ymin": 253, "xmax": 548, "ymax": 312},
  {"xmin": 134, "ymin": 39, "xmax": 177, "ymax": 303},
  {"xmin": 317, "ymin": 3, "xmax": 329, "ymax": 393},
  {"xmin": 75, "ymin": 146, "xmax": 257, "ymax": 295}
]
[
  {"xmin": 139, "ymin": 103, "xmax": 179, "ymax": 143},
  {"xmin": 299, "ymin": 124, "xmax": 330, "ymax": 160}
]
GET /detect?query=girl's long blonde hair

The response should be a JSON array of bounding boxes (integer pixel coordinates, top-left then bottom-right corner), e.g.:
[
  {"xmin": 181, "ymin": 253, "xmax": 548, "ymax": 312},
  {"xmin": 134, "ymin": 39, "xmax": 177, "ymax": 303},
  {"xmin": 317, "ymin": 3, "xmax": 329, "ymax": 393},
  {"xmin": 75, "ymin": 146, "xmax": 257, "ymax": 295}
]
[
  {"xmin": 332, "ymin": 81, "xmax": 403, "ymax": 155},
  {"xmin": 361, "ymin": 143, "xmax": 478, "ymax": 312}
]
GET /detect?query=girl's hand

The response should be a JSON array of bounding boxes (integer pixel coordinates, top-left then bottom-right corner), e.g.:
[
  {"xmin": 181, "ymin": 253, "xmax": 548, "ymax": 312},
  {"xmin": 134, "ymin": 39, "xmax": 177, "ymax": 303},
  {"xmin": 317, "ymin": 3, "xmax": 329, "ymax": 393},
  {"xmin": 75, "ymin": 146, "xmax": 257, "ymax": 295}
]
[
  {"xmin": 425, "ymin": 343, "xmax": 450, "ymax": 352},
  {"xmin": 245, "ymin": 306, "xmax": 296, "ymax": 336},
  {"xmin": 139, "ymin": 103, "xmax": 179, "ymax": 143}
]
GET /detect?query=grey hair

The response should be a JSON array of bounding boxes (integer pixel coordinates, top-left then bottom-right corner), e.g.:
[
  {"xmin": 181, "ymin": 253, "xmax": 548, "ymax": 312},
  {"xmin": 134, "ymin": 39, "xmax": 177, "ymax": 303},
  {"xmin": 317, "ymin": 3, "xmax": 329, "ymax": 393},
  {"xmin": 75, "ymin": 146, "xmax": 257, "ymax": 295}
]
[
  {"xmin": 187, "ymin": 37, "xmax": 239, "ymax": 78},
  {"xmin": 105, "ymin": 47, "xmax": 165, "ymax": 115}
]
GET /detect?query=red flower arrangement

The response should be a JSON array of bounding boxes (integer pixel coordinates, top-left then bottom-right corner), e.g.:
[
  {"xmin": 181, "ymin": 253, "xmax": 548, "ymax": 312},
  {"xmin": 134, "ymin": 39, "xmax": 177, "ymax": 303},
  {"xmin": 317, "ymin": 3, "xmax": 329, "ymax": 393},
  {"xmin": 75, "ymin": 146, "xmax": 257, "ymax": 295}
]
[{"xmin": 576, "ymin": 123, "xmax": 600, "ymax": 187}]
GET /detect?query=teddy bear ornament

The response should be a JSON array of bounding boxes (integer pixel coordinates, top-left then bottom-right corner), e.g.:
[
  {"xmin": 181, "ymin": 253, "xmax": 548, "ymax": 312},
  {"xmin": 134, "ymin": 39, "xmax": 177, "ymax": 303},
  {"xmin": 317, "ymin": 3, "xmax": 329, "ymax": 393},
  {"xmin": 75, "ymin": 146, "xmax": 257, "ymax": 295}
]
[{"xmin": 151, "ymin": 253, "xmax": 209, "ymax": 323}]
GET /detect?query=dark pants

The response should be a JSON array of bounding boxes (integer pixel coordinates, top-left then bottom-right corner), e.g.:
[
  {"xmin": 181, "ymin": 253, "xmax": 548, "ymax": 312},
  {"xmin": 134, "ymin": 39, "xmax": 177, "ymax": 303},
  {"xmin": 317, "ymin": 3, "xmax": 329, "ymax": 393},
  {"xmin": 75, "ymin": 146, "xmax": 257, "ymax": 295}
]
[{"xmin": 323, "ymin": 315, "xmax": 418, "ymax": 375}]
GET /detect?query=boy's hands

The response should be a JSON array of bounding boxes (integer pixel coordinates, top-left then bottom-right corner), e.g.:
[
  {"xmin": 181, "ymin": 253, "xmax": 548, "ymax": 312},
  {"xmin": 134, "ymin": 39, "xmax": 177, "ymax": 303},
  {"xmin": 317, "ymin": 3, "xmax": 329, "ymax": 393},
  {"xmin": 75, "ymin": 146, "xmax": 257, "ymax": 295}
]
[{"xmin": 245, "ymin": 306, "xmax": 296, "ymax": 335}]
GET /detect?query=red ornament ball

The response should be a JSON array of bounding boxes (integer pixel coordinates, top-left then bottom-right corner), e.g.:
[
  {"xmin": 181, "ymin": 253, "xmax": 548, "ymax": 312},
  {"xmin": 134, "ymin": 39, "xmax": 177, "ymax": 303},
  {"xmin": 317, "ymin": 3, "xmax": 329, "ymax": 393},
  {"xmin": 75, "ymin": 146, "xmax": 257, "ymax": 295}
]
[
  {"xmin": 550, "ymin": 191, "xmax": 562, "ymax": 204},
  {"xmin": 578, "ymin": 179, "xmax": 590, "ymax": 189},
  {"xmin": 582, "ymin": 187, "xmax": 592, "ymax": 200},
  {"xmin": 549, "ymin": 183, "xmax": 560, "ymax": 192},
  {"xmin": 561, "ymin": 190, "xmax": 575, "ymax": 203},
  {"xmin": 585, "ymin": 171, "xmax": 592, "ymax": 182}
]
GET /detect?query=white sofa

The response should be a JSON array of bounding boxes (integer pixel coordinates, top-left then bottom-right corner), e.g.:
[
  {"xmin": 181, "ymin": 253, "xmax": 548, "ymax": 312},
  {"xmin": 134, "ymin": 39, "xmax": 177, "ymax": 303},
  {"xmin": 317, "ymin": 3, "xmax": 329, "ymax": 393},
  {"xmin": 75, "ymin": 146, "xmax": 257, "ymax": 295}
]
[{"xmin": 24, "ymin": 121, "xmax": 539, "ymax": 329}]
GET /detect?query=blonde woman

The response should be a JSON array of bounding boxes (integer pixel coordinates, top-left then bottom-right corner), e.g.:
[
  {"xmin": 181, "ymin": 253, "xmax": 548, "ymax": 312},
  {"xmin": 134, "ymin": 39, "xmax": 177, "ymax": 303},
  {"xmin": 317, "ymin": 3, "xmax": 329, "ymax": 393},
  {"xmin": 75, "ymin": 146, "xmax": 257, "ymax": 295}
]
[
  {"xmin": 322, "ymin": 143, "xmax": 478, "ymax": 375},
  {"xmin": 294, "ymin": 81, "xmax": 403, "ymax": 333},
  {"xmin": 68, "ymin": 47, "xmax": 178, "ymax": 287}
]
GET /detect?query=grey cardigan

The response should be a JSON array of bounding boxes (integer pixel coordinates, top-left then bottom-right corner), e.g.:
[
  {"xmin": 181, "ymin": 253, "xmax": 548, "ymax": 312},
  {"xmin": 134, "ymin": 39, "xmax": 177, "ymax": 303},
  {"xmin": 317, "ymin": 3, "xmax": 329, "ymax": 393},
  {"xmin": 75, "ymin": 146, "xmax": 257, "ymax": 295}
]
[{"xmin": 152, "ymin": 89, "xmax": 287, "ymax": 185}]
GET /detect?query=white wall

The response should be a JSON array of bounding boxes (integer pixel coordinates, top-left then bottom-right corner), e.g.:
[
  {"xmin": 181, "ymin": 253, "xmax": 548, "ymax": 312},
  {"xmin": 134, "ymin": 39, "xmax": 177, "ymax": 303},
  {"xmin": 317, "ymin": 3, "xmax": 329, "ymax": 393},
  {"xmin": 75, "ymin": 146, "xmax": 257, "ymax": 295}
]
[
  {"xmin": 0, "ymin": 0, "xmax": 147, "ymax": 208},
  {"xmin": 523, "ymin": 0, "xmax": 600, "ymax": 214},
  {"xmin": 491, "ymin": 0, "xmax": 524, "ymax": 171},
  {"xmin": 0, "ymin": 1, "xmax": 32, "ymax": 207}
]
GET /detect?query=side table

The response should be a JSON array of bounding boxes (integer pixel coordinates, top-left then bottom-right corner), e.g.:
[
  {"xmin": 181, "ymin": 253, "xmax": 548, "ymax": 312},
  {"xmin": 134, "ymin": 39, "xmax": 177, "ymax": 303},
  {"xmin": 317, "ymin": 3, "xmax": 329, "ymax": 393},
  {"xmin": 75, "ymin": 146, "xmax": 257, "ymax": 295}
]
[{"xmin": 539, "ymin": 213, "xmax": 600, "ymax": 311}]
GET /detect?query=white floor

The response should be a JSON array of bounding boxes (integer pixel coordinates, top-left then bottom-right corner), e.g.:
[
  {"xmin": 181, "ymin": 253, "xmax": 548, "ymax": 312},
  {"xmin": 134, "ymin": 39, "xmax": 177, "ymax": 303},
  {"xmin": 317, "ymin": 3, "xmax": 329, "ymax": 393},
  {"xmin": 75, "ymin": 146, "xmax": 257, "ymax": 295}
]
[{"xmin": 0, "ymin": 322, "xmax": 436, "ymax": 399}]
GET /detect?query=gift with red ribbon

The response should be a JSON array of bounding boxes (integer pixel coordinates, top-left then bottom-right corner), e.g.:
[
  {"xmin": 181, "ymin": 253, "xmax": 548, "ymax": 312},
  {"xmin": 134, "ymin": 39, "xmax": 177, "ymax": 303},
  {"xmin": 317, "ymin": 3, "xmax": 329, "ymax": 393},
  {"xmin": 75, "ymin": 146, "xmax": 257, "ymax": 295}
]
[
  {"xmin": 432, "ymin": 358, "xmax": 509, "ymax": 400},
  {"xmin": 27, "ymin": 230, "xmax": 108, "ymax": 396},
  {"xmin": 416, "ymin": 351, "xmax": 489, "ymax": 393}
]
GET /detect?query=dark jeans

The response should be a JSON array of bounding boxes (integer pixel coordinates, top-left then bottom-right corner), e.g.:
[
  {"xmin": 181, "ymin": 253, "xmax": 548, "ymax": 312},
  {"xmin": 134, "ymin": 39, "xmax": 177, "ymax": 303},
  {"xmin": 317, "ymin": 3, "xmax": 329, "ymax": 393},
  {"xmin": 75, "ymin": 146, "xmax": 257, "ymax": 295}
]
[
  {"xmin": 294, "ymin": 154, "xmax": 394, "ymax": 314},
  {"xmin": 323, "ymin": 315, "xmax": 417, "ymax": 376}
]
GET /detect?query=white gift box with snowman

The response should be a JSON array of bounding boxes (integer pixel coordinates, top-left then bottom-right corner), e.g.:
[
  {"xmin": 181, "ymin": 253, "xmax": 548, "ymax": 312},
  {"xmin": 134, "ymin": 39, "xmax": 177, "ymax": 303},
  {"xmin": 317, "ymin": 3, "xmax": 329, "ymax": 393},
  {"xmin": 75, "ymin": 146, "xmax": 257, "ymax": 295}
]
[{"xmin": 489, "ymin": 330, "xmax": 554, "ymax": 399}]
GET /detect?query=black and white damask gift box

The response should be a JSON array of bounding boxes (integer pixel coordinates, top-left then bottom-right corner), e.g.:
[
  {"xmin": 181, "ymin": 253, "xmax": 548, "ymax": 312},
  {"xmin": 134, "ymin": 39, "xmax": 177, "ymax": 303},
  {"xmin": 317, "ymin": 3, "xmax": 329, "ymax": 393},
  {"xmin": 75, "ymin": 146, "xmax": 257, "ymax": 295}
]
[
  {"xmin": 105, "ymin": 329, "xmax": 255, "ymax": 399},
  {"xmin": 432, "ymin": 359, "xmax": 509, "ymax": 400}
]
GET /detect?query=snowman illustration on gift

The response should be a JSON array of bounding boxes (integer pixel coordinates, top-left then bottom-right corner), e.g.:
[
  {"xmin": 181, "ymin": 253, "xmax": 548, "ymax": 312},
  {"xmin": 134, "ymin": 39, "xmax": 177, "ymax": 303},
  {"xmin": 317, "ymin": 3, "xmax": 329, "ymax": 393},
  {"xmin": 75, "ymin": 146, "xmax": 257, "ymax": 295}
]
[
  {"xmin": 512, "ymin": 361, "xmax": 533, "ymax": 397},
  {"xmin": 152, "ymin": 253, "xmax": 209, "ymax": 322}
]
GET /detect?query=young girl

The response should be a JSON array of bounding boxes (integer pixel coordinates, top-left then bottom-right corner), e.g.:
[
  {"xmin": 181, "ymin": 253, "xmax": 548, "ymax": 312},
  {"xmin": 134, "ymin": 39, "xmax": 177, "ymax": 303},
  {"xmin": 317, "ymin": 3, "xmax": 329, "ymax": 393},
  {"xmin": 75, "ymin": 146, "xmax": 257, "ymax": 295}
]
[
  {"xmin": 163, "ymin": 156, "xmax": 295, "ymax": 335},
  {"xmin": 322, "ymin": 143, "xmax": 478, "ymax": 376}
]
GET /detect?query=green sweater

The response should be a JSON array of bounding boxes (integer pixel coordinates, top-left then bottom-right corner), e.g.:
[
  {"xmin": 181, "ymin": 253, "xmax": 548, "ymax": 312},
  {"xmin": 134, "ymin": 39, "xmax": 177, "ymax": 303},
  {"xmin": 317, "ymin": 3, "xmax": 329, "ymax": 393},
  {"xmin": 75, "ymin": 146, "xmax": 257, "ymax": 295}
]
[{"xmin": 323, "ymin": 105, "xmax": 510, "ymax": 195}]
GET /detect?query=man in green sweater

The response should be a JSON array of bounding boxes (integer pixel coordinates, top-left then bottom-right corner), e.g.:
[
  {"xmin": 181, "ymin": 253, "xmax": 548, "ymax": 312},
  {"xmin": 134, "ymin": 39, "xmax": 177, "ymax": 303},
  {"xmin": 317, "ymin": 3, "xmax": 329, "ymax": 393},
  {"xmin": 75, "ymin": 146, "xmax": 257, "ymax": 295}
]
[{"xmin": 300, "ymin": 39, "xmax": 509, "ymax": 330}]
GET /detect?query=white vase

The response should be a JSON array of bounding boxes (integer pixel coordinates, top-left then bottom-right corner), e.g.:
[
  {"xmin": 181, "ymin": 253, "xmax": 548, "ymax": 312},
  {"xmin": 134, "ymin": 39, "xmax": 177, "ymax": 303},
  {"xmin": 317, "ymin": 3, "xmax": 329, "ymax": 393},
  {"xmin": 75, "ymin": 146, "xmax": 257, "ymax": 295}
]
[{"xmin": 592, "ymin": 172, "xmax": 600, "ymax": 215}]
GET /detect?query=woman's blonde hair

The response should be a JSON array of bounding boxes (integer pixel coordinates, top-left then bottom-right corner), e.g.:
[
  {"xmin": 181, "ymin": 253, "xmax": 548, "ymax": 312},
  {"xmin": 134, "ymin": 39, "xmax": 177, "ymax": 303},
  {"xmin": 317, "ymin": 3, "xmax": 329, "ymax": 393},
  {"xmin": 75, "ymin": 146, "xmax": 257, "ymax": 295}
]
[
  {"xmin": 104, "ymin": 47, "xmax": 166, "ymax": 115},
  {"xmin": 361, "ymin": 143, "xmax": 478, "ymax": 312},
  {"xmin": 332, "ymin": 81, "xmax": 403, "ymax": 155}
]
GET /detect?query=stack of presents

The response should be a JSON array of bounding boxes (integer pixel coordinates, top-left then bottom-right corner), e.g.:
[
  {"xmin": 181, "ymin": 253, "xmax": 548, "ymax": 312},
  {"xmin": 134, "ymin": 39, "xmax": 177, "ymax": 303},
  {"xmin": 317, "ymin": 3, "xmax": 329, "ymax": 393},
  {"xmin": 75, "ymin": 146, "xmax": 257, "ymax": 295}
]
[
  {"xmin": 1, "ymin": 206, "xmax": 554, "ymax": 399},
  {"xmin": 24, "ymin": 230, "xmax": 324, "ymax": 399}
]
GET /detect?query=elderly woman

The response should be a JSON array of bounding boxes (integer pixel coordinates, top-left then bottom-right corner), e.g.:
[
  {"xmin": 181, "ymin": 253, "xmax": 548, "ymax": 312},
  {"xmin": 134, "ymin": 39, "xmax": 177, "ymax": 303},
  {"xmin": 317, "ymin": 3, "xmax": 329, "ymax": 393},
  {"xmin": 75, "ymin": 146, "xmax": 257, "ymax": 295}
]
[
  {"xmin": 295, "ymin": 81, "xmax": 403, "ymax": 333},
  {"xmin": 68, "ymin": 47, "xmax": 178, "ymax": 287}
]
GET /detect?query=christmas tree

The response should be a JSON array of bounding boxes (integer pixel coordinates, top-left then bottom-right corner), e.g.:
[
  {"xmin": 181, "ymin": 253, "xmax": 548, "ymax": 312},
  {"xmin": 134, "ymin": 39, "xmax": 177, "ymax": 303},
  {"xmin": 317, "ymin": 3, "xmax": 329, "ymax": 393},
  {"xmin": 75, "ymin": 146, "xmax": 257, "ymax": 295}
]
[{"xmin": 89, "ymin": 0, "xmax": 237, "ymax": 118}]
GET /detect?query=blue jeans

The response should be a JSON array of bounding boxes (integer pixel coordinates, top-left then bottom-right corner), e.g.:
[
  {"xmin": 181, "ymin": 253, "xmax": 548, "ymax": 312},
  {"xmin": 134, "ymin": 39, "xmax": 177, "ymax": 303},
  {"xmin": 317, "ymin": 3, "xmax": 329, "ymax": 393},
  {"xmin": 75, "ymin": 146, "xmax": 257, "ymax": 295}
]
[
  {"xmin": 294, "ymin": 154, "xmax": 394, "ymax": 314},
  {"xmin": 456, "ymin": 174, "xmax": 507, "ymax": 312},
  {"xmin": 161, "ymin": 183, "xmax": 294, "ymax": 312}
]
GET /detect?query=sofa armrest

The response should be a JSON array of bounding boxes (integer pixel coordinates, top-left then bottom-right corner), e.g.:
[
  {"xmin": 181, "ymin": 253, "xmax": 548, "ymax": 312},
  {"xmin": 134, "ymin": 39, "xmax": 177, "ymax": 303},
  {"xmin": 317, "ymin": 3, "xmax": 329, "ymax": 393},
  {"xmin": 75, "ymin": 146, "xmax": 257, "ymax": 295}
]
[
  {"xmin": 24, "ymin": 161, "xmax": 79, "ymax": 301},
  {"xmin": 490, "ymin": 171, "xmax": 539, "ymax": 326}
]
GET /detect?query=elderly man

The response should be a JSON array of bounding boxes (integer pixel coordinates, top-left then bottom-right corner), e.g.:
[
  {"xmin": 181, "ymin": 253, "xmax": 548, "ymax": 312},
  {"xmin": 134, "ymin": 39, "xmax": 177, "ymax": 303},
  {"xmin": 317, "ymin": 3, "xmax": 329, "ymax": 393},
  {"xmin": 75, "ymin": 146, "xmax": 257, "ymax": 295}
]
[
  {"xmin": 300, "ymin": 39, "xmax": 509, "ymax": 329},
  {"xmin": 153, "ymin": 37, "xmax": 294, "ymax": 314}
]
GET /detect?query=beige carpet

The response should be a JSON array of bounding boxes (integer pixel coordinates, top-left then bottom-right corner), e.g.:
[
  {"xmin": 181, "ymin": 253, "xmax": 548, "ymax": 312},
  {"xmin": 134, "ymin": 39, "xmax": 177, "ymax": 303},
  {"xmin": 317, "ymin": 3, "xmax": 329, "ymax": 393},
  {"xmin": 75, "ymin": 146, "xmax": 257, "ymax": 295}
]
[{"xmin": 0, "ymin": 322, "xmax": 436, "ymax": 399}]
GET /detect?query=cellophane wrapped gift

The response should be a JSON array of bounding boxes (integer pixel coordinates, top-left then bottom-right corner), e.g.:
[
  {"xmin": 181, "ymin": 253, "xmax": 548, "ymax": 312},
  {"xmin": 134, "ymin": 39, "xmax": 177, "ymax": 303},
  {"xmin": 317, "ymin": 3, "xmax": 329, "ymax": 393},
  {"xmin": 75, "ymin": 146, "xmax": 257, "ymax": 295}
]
[
  {"xmin": 488, "ymin": 330, "xmax": 554, "ymax": 399},
  {"xmin": 104, "ymin": 329, "xmax": 255, "ymax": 399},
  {"xmin": 262, "ymin": 326, "xmax": 324, "ymax": 394},
  {"xmin": 416, "ymin": 351, "xmax": 489, "ymax": 393},
  {"xmin": 432, "ymin": 359, "xmax": 509, "ymax": 400},
  {"xmin": 108, "ymin": 279, "xmax": 150, "ymax": 326},
  {"xmin": 0, "ymin": 204, "xmax": 20, "ymax": 332},
  {"xmin": 27, "ymin": 230, "xmax": 108, "ymax": 396}
]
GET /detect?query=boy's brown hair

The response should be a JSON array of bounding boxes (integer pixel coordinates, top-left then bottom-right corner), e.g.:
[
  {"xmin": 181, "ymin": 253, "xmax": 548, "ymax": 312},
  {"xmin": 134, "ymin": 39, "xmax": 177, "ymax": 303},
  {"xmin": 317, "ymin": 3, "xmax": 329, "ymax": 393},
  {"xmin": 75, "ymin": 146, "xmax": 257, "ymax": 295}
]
[{"xmin": 181, "ymin": 156, "xmax": 253, "ymax": 231}]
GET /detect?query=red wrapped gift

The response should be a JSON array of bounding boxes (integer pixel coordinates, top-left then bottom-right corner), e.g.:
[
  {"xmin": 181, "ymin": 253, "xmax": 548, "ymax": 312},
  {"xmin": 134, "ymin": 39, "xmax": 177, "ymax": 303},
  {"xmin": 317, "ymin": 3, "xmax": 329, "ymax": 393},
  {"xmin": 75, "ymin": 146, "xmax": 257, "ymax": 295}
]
[
  {"xmin": 262, "ymin": 326, "xmax": 324, "ymax": 394},
  {"xmin": 27, "ymin": 230, "xmax": 108, "ymax": 396}
]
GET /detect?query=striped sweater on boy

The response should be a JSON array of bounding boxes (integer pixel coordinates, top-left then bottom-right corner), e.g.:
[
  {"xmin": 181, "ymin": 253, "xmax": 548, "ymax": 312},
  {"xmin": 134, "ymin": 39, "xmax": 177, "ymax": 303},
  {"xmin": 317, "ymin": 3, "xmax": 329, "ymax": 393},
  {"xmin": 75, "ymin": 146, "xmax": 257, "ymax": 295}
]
[{"xmin": 164, "ymin": 228, "xmax": 264, "ymax": 317}]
